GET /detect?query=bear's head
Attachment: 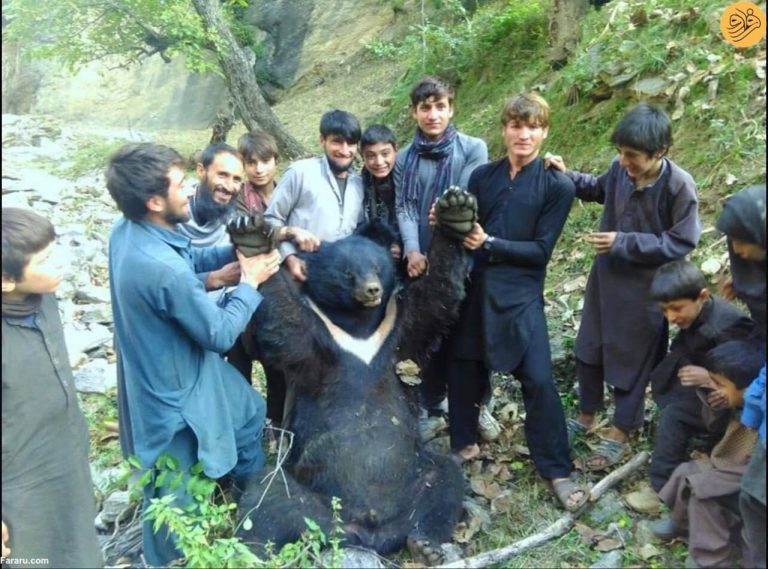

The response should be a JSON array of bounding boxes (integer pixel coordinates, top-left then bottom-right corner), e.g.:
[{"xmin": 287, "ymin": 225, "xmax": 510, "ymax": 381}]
[{"xmin": 302, "ymin": 233, "xmax": 396, "ymax": 338}]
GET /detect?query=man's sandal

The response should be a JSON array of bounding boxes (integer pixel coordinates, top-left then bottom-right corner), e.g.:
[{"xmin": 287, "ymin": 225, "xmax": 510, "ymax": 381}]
[
  {"xmin": 584, "ymin": 437, "xmax": 628, "ymax": 471},
  {"xmin": 548, "ymin": 478, "xmax": 590, "ymax": 512},
  {"xmin": 566, "ymin": 418, "xmax": 589, "ymax": 446}
]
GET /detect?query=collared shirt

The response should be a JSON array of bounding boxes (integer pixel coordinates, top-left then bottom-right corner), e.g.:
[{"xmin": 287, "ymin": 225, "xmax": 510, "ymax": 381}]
[
  {"xmin": 567, "ymin": 157, "xmax": 702, "ymax": 390},
  {"xmin": 265, "ymin": 155, "xmax": 365, "ymax": 259},
  {"xmin": 2, "ymin": 294, "xmax": 103, "ymax": 568},
  {"xmin": 109, "ymin": 217, "xmax": 265, "ymax": 478}
]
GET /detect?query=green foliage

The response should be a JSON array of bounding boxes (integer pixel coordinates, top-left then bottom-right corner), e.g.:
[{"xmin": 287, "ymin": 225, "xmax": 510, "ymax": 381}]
[
  {"xmin": 134, "ymin": 454, "xmax": 346, "ymax": 568},
  {"xmin": 2, "ymin": 0, "xmax": 240, "ymax": 75},
  {"xmin": 364, "ymin": 39, "xmax": 405, "ymax": 59},
  {"xmin": 390, "ymin": 0, "xmax": 407, "ymax": 15}
]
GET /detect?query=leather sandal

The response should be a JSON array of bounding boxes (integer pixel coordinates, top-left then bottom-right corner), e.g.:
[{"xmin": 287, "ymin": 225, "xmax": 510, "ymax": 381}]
[
  {"xmin": 548, "ymin": 478, "xmax": 590, "ymax": 512},
  {"xmin": 584, "ymin": 437, "xmax": 628, "ymax": 471},
  {"xmin": 566, "ymin": 418, "xmax": 588, "ymax": 446}
]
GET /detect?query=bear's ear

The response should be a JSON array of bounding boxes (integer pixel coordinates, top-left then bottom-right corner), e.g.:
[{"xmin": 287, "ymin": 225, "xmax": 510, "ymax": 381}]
[{"xmin": 355, "ymin": 220, "xmax": 398, "ymax": 249}]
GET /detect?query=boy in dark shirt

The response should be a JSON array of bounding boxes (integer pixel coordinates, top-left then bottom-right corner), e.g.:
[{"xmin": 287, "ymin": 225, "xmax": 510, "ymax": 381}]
[
  {"xmin": 2, "ymin": 208, "xmax": 103, "ymax": 568},
  {"xmin": 548, "ymin": 103, "xmax": 701, "ymax": 470},
  {"xmin": 648, "ymin": 259, "xmax": 761, "ymax": 491},
  {"xmin": 361, "ymin": 124, "xmax": 402, "ymax": 262}
]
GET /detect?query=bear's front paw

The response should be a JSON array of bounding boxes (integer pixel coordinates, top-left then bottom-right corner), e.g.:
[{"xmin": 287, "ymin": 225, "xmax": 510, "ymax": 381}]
[
  {"xmin": 435, "ymin": 186, "xmax": 478, "ymax": 240},
  {"xmin": 226, "ymin": 213, "xmax": 279, "ymax": 257}
]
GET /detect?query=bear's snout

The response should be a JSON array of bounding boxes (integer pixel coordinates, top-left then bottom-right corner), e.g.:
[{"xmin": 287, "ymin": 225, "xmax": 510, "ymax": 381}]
[{"xmin": 355, "ymin": 276, "xmax": 384, "ymax": 307}]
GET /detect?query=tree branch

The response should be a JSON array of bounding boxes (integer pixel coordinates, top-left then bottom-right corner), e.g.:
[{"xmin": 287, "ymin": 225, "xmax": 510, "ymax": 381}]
[{"xmin": 439, "ymin": 452, "xmax": 650, "ymax": 569}]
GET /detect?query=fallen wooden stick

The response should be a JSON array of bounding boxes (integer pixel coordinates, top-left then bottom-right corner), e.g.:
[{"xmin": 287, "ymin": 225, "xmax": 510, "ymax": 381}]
[{"xmin": 439, "ymin": 451, "xmax": 650, "ymax": 569}]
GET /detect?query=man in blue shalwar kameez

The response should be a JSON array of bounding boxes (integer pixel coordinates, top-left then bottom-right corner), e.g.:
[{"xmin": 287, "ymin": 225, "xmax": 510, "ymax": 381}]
[{"xmin": 106, "ymin": 143, "xmax": 281, "ymax": 566}]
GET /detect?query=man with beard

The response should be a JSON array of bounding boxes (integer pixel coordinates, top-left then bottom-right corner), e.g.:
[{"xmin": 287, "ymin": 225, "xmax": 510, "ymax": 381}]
[
  {"xmin": 106, "ymin": 143, "xmax": 280, "ymax": 566},
  {"xmin": 266, "ymin": 109, "xmax": 364, "ymax": 282},
  {"xmin": 177, "ymin": 143, "xmax": 244, "ymax": 300}
]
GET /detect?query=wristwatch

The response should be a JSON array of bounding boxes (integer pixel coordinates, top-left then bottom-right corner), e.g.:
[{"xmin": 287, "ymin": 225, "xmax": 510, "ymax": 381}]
[{"xmin": 482, "ymin": 236, "xmax": 495, "ymax": 251}]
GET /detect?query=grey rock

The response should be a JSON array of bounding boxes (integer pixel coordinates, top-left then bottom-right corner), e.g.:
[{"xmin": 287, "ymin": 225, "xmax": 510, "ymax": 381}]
[
  {"xmin": 80, "ymin": 304, "xmax": 114, "ymax": 325},
  {"xmin": 321, "ymin": 547, "xmax": 384, "ymax": 568},
  {"xmin": 74, "ymin": 358, "xmax": 117, "ymax": 394},
  {"xmin": 64, "ymin": 321, "xmax": 112, "ymax": 364},
  {"xmin": 4, "ymin": 169, "xmax": 69, "ymax": 204},
  {"xmin": 0, "ymin": 192, "xmax": 32, "ymax": 208},
  {"xmin": 586, "ymin": 490, "xmax": 626, "ymax": 526},
  {"xmin": 74, "ymin": 284, "xmax": 111, "ymax": 304},
  {"xmin": 91, "ymin": 465, "xmax": 125, "ymax": 494},
  {"xmin": 633, "ymin": 76, "xmax": 669, "ymax": 97},
  {"xmin": 634, "ymin": 519, "xmax": 660, "ymax": 548},
  {"xmin": 94, "ymin": 512, "xmax": 109, "ymax": 532},
  {"xmin": 100, "ymin": 490, "xmax": 131, "ymax": 524},
  {"xmin": 441, "ymin": 542, "xmax": 463, "ymax": 562},
  {"xmin": 590, "ymin": 549, "xmax": 623, "ymax": 568}
]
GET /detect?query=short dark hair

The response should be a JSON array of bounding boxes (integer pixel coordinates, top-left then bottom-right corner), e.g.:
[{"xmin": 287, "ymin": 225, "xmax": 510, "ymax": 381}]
[
  {"xmin": 705, "ymin": 341, "xmax": 766, "ymax": 389},
  {"xmin": 610, "ymin": 103, "xmax": 672, "ymax": 157},
  {"xmin": 500, "ymin": 92, "xmax": 550, "ymax": 128},
  {"xmin": 360, "ymin": 124, "xmax": 397, "ymax": 150},
  {"xmin": 410, "ymin": 76, "xmax": 455, "ymax": 108},
  {"xmin": 319, "ymin": 110, "xmax": 361, "ymax": 144},
  {"xmin": 199, "ymin": 142, "xmax": 242, "ymax": 169},
  {"xmin": 106, "ymin": 143, "xmax": 185, "ymax": 221},
  {"xmin": 650, "ymin": 259, "xmax": 707, "ymax": 302},
  {"xmin": 2, "ymin": 208, "xmax": 56, "ymax": 281},
  {"xmin": 237, "ymin": 131, "xmax": 279, "ymax": 163}
]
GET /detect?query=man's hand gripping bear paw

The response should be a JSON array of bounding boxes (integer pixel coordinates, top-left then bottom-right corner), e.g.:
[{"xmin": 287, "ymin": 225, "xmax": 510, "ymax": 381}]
[
  {"xmin": 226, "ymin": 213, "xmax": 280, "ymax": 257},
  {"xmin": 435, "ymin": 186, "xmax": 478, "ymax": 241}
]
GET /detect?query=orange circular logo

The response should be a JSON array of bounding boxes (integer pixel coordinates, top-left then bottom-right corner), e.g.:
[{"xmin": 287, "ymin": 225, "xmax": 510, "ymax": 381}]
[{"xmin": 721, "ymin": 2, "xmax": 766, "ymax": 48}]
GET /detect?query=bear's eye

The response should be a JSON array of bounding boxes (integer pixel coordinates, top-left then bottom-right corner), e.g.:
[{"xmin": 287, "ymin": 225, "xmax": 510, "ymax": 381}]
[{"xmin": 345, "ymin": 270, "xmax": 355, "ymax": 280}]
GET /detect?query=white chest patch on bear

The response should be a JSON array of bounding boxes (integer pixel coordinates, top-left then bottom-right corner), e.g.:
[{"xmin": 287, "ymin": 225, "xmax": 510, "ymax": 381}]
[{"xmin": 306, "ymin": 294, "xmax": 398, "ymax": 365}]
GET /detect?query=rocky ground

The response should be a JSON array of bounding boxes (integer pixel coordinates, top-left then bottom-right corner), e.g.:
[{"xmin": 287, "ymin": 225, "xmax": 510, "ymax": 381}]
[{"xmin": 2, "ymin": 113, "xmax": 690, "ymax": 568}]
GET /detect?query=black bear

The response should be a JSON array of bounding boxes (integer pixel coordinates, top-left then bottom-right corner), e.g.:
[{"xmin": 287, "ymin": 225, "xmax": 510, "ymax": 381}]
[{"xmin": 229, "ymin": 188, "xmax": 477, "ymax": 565}]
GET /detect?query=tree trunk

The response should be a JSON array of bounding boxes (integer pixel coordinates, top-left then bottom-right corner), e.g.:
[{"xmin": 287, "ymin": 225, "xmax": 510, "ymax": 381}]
[
  {"xmin": 548, "ymin": 0, "xmax": 589, "ymax": 66},
  {"xmin": 190, "ymin": 0, "xmax": 306, "ymax": 159},
  {"xmin": 209, "ymin": 97, "xmax": 236, "ymax": 145}
]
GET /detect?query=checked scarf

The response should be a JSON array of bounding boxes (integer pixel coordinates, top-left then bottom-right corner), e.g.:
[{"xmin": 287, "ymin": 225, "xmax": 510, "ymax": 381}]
[{"xmin": 397, "ymin": 123, "xmax": 457, "ymax": 220}]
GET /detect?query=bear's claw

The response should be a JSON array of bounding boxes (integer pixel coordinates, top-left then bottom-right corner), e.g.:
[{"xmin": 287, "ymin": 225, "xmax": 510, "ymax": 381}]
[
  {"xmin": 435, "ymin": 186, "xmax": 478, "ymax": 240},
  {"xmin": 407, "ymin": 534, "xmax": 446, "ymax": 567},
  {"xmin": 226, "ymin": 213, "xmax": 279, "ymax": 257}
]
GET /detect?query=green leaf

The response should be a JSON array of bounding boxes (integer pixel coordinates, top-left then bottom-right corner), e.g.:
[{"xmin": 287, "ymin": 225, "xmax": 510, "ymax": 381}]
[{"xmin": 303, "ymin": 517, "xmax": 320, "ymax": 532}]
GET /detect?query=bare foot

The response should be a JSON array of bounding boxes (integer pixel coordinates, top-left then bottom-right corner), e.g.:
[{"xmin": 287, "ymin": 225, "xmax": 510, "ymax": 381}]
[{"xmin": 452, "ymin": 443, "xmax": 480, "ymax": 465}]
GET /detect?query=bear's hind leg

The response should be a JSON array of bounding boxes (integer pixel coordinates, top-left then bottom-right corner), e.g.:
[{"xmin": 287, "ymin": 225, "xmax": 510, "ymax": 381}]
[
  {"xmin": 406, "ymin": 453, "xmax": 465, "ymax": 565},
  {"xmin": 236, "ymin": 469, "xmax": 335, "ymax": 557}
]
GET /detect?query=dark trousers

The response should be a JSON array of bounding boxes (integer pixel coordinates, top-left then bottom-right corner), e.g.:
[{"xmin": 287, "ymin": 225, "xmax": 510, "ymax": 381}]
[
  {"xmin": 650, "ymin": 388, "xmax": 725, "ymax": 492},
  {"xmin": 446, "ymin": 358, "xmax": 490, "ymax": 450},
  {"xmin": 448, "ymin": 314, "xmax": 572, "ymax": 479},
  {"xmin": 577, "ymin": 358, "xmax": 648, "ymax": 433}
]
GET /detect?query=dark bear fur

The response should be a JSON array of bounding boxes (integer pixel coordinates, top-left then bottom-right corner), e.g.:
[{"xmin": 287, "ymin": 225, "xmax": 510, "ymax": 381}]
[{"xmin": 235, "ymin": 191, "xmax": 476, "ymax": 563}]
